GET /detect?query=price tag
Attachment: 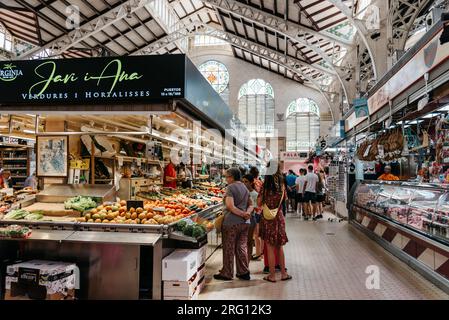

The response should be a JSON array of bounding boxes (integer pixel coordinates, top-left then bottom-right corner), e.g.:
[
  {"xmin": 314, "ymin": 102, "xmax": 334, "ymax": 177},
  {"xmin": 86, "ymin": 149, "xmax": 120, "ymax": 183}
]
[{"xmin": 136, "ymin": 158, "xmax": 142, "ymax": 167}]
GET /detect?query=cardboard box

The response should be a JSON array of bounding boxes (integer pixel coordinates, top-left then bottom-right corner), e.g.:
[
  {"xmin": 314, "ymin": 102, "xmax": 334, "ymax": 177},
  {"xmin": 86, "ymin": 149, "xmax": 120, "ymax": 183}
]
[
  {"xmin": 162, "ymin": 250, "xmax": 197, "ymax": 281},
  {"xmin": 178, "ymin": 245, "xmax": 207, "ymax": 270},
  {"xmin": 197, "ymin": 263, "xmax": 206, "ymax": 281},
  {"xmin": 197, "ymin": 276, "xmax": 206, "ymax": 294},
  {"xmin": 5, "ymin": 260, "xmax": 76, "ymax": 300},
  {"xmin": 164, "ymin": 287, "xmax": 200, "ymax": 300},
  {"xmin": 163, "ymin": 272, "xmax": 199, "ymax": 298}
]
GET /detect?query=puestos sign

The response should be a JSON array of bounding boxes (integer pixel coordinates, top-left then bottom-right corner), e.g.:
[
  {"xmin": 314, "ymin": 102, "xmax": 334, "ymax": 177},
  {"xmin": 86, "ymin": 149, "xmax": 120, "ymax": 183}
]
[{"xmin": 0, "ymin": 55, "xmax": 186, "ymax": 105}]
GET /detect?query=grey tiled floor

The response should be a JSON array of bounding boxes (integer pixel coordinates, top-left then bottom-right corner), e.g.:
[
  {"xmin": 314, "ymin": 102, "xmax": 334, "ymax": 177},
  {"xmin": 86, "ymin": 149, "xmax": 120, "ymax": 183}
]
[{"xmin": 199, "ymin": 212, "xmax": 449, "ymax": 300}]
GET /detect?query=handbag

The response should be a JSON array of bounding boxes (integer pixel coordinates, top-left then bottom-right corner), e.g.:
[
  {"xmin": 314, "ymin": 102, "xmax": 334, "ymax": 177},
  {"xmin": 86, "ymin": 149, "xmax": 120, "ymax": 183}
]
[
  {"xmin": 262, "ymin": 186, "xmax": 285, "ymax": 221},
  {"xmin": 214, "ymin": 214, "xmax": 225, "ymax": 233}
]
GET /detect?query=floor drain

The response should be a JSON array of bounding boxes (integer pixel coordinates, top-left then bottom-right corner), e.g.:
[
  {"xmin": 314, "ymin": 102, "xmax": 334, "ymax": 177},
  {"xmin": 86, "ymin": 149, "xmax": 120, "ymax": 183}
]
[{"xmin": 326, "ymin": 233, "xmax": 335, "ymax": 236}]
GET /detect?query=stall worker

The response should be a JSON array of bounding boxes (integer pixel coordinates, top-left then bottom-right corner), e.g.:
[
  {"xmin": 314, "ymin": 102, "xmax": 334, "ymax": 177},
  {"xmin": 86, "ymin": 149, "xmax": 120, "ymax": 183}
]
[
  {"xmin": 0, "ymin": 169, "xmax": 11, "ymax": 189},
  {"xmin": 163, "ymin": 159, "xmax": 177, "ymax": 189},
  {"xmin": 377, "ymin": 165, "xmax": 399, "ymax": 181},
  {"xmin": 24, "ymin": 172, "xmax": 38, "ymax": 190},
  {"xmin": 179, "ymin": 162, "xmax": 193, "ymax": 188}
]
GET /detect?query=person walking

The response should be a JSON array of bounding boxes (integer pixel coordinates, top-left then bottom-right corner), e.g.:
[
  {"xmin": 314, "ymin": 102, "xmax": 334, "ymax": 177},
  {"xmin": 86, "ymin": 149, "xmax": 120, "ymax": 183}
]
[
  {"xmin": 314, "ymin": 170, "xmax": 326, "ymax": 220},
  {"xmin": 295, "ymin": 168, "xmax": 307, "ymax": 217},
  {"xmin": 242, "ymin": 174, "xmax": 262, "ymax": 261},
  {"xmin": 303, "ymin": 165, "xmax": 319, "ymax": 220},
  {"xmin": 285, "ymin": 170, "xmax": 297, "ymax": 213},
  {"xmin": 214, "ymin": 168, "xmax": 254, "ymax": 281},
  {"xmin": 257, "ymin": 165, "xmax": 291, "ymax": 283}
]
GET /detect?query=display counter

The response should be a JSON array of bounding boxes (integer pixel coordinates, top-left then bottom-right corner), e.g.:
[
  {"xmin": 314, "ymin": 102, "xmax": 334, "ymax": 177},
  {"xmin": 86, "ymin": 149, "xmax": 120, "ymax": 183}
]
[
  {"xmin": 0, "ymin": 184, "xmax": 222, "ymax": 300},
  {"xmin": 350, "ymin": 180, "xmax": 449, "ymax": 292}
]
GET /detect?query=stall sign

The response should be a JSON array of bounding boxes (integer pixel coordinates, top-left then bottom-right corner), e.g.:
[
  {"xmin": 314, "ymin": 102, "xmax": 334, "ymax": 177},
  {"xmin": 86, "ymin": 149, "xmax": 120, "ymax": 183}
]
[
  {"xmin": 345, "ymin": 111, "xmax": 367, "ymax": 132},
  {"xmin": 368, "ymin": 25, "xmax": 449, "ymax": 115},
  {"xmin": 70, "ymin": 159, "xmax": 89, "ymax": 170},
  {"xmin": 280, "ymin": 151, "xmax": 308, "ymax": 161},
  {"xmin": 354, "ymin": 98, "xmax": 369, "ymax": 118},
  {"xmin": 0, "ymin": 55, "xmax": 186, "ymax": 105}
]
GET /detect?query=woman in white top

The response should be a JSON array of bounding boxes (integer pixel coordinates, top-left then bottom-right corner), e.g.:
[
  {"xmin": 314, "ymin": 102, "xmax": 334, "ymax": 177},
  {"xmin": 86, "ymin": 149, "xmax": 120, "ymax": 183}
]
[{"xmin": 295, "ymin": 168, "xmax": 307, "ymax": 217}]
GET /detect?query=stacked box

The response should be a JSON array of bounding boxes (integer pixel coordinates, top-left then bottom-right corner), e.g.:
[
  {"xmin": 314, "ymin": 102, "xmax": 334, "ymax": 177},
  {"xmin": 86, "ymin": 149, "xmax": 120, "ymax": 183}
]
[
  {"xmin": 162, "ymin": 247, "xmax": 208, "ymax": 300},
  {"xmin": 5, "ymin": 260, "xmax": 77, "ymax": 300}
]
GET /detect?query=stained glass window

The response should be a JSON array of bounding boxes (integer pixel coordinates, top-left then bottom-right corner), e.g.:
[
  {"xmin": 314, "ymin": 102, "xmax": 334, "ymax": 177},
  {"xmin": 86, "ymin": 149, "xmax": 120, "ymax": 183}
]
[
  {"xmin": 286, "ymin": 98, "xmax": 320, "ymax": 151},
  {"xmin": 238, "ymin": 79, "xmax": 275, "ymax": 138},
  {"xmin": 0, "ymin": 23, "xmax": 12, "ymax": 52},
  {"xmin": 198, "ymin": 60, "xmax": 230, "ymax": 95}
]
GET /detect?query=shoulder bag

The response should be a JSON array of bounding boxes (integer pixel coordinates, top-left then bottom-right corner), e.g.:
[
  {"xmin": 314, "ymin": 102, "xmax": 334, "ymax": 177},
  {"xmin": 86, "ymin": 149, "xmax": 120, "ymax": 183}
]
[{"xmin": 262, "ymin": 186, "xmax": 285, "ymax": 221}]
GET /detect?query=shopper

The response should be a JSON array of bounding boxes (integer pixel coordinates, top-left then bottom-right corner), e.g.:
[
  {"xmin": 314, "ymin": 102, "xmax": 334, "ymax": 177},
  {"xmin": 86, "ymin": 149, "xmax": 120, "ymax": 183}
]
[
  {"xmin": 214, "ymin": 168, "xmax": 253, "ymax": 281},
  {"xmin": 242, "ymin": 174, "xmax": 262, "ymax": 261},
  {"xmin": 285, "ymin": 170, "xmax": 297, "ymax": 213},
  {"xmin": 314, "ymin": 170, "xmax": 326, "ymax": 220},
  {"xmin": 178, "ymin": 162, "xmax": 193, "ymax": 188},
  {"xmin": 378, "ymin": 165, "xmax": 399, "ymax": 181},
  {"xmin": 257, "ymin": 165, "xmax": 291, "ymax": 283},
  {"xmin": 303, "ymin": 165, "xmax": 319, "ymax": 220},
  {"xmin": 250, "ymin": 166, "xmax": 263, "ymax": 193},
  {"xmin": 163, "ymin": 159, "xmax": 177, "ymax": 189},
  {"xmin": 295, "ymin": 168, "xmax": 307, "ymax": 217}
]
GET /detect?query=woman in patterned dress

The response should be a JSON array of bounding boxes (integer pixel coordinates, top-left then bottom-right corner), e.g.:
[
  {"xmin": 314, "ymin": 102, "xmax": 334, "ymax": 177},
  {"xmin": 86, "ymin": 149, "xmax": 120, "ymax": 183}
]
[{"xmin": 257, "ymin": 166, "xmax": 291, "ymax": 283}]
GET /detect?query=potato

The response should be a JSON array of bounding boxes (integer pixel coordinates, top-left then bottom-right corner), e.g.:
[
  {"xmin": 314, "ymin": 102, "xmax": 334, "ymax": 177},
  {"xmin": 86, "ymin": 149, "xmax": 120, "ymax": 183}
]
[
  {"xmin": 119, "ymin": 207, "xmax": 126, "ymax": 214},
  {"xmin": 120, "ymin": 200, "xmax": 127, "ymax": 206},
  {"xmin": 141, "ymin": 218, "xmax": 147, "ymax": 224},
  {"xmin": 131, "ymin": 212, "xmax": 138, "ymax": 220},
  {"xmin": 107, "ymin": 213, "xmax": 115, "ymax": 220},
  {"xmin": 102, "ymin": 219, "xmax": 109, "ymax": 223},
  {"xmin": 129, "ymin": 207, "xmax": 136, "ymax": 214},
  {"xmin": 136, "ymin": 207, "xmax": 143, "ymax": 214},
  {"xmin": 87, "ymin": 219, "xmax": 94, "ymax": 223},
  {"xmin": 95, "ymin": 219, "xmax": 102, "ymax": 223},
  {"xmin": 125, "ymin": 212, "xmax": 131, "ymax": 219},
  {"xmin": 146, "ymin": 212, "xmax": 154, "ymax": 220},
  {"xmin": 90, "ymin": 209, "xmax": 98, "ymax": 214},
  {"xmin": 138, "ymin": 213, "xmax": 146, "ymax": 220}
]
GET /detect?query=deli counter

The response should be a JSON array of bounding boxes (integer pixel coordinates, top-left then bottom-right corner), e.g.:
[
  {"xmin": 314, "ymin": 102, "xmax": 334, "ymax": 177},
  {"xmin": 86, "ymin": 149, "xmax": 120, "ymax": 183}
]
[{"xmin": 350, "ymin": 181, "xmax": 449, "ymax": 291}]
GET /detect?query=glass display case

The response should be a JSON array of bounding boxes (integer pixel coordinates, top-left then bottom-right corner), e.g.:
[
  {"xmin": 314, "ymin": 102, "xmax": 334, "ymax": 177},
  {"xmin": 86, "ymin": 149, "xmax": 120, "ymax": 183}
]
[{"xmin": 352, "ymin": 181, "xmax": 449, "ymax": 243}]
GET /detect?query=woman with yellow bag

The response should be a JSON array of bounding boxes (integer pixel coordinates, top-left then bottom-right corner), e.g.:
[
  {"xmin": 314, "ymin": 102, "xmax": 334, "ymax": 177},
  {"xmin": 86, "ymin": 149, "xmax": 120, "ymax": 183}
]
[{"xmin": 257, "ymin": 164, "xmax": 291, "ymax": 283}]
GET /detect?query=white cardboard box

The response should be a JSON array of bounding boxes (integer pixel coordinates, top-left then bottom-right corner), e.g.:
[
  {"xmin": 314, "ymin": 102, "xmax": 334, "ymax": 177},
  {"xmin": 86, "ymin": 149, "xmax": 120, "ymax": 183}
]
[
  {"xmin": 162, "ymin": 250, "xmax": 197, "ymax": 281},
  {"xmin": 164, "ymin": 287, "xmax": 199, "ymax": 301},
  {"xmin": 163, "ymin": 272, "xmax": 199, "ymax": 298},
  {"xmin": 178, "ymin": 245, "xmax": 207, "ymax": 269},
  {"xmin": 5, "ymin": 260, "xmax": 77, "ymax": 300}
]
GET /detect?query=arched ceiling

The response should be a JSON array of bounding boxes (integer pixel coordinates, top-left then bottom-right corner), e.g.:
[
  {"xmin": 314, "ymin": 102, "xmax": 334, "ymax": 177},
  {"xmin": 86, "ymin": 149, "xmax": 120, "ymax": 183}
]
[{"xmin": 0, "ymin": 0, "xmax": 439, "ymax": 110}]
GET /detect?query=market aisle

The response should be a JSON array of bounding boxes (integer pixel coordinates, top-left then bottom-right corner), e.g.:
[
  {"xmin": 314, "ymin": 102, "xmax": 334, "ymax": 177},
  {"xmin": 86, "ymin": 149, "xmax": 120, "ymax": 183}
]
[{"xmin": 200, "ymin": 213, "xmax": 449, "ymax": 300}]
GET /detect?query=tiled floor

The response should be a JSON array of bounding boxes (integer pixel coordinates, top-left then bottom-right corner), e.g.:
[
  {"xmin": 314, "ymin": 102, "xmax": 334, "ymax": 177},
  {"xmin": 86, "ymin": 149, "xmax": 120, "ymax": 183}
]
[{"xmin": 200, "ymin": 212, "xmax": 449, "ymax": 300}]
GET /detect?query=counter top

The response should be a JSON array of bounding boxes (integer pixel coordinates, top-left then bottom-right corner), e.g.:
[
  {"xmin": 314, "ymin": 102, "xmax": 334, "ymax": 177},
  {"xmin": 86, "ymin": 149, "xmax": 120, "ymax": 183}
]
[{"xmin": 66, "ymin": 231, "xmax": 161, "ymax": 245}]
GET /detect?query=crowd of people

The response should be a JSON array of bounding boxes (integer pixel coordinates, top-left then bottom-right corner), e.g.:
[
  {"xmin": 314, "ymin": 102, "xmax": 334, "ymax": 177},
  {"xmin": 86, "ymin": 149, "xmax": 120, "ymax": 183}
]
[{"xmin": 214, "ymin": 163, "xmax": 328, "ymax": 283}]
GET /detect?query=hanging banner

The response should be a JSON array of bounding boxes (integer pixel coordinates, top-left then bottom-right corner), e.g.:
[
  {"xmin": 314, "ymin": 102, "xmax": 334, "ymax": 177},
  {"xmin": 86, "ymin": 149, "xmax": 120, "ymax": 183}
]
[{"xmin": 354, "ymin": 98, "xmax": 369, "ymax": 118}]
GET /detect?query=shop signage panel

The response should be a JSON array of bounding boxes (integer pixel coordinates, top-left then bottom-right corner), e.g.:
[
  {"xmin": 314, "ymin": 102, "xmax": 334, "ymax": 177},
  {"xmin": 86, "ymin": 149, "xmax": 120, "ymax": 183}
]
[
  {"xmin": 353, "ymin": 98, "xmax": 369, "ymax": 118},
  {"xmin": 345, "ymin": 112, "xmax": 367, "ymax": 132},
  {"xmin": 280, "ymin": 151, "xmax": 308, "ymax": 161},
  {"xmin": 368, "ymin": 26, "xmax": 449, "ymax": 115},
  {"xmin": 0, "ymin": 55, "xmax": 186, "ymax": 105}
]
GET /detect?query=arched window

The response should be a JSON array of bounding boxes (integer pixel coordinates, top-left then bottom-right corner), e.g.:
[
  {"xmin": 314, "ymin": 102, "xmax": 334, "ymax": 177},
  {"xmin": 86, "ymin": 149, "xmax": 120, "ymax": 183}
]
[
  {"xmin": 238, "ymin": 79, "xmax": 275, "ymax": 137},
  {"xmin": 198, "ymin": 60, "xmax": 230, "ymax": 105},
  {"xmin": 0, "ymin": 23, "xmax": 12, "ymax": 52},
  {"xmin": 286, "ymin": 98, "xmax": 320, "ymax": 151}
]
